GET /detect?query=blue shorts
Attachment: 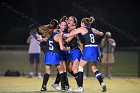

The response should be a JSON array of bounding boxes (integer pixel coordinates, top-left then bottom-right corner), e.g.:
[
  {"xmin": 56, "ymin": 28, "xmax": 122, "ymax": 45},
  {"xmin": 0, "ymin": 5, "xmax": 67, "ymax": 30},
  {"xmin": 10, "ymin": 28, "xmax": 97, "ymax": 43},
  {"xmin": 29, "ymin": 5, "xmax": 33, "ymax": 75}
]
[
  {"xmin": 44, "ymin": 51, "xmax": 61, "ymax": 65},
  {"xmin": 60, "ymin": 50, "xmax": 68, "ymax": 61},
  {"xmin": 68, "ymin": 47, "xmax": 82, "ymax": 61},
  {"xmin": 82, "ymin": 45, "xmax": 99, "ymax": 62},
  {"xmin": 29, "ymin": 53, "xmax": 40, "ymax": 64}
]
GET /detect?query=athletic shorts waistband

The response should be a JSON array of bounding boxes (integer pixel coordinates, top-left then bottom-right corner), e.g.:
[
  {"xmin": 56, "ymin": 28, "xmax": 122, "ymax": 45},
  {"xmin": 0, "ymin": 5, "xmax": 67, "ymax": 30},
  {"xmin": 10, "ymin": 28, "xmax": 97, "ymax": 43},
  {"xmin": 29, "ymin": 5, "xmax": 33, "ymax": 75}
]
[{"xmin": 85, "ymin": 44, "xmax": 98, "ymax": 47}]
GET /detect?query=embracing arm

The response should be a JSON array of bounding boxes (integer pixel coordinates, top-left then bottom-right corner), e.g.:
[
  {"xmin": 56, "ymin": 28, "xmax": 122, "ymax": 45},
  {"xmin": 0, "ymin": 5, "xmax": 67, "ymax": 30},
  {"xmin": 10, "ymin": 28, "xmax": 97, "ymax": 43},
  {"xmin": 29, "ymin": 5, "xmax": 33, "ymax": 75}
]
[
  {"xmin": 64, "ymin": 28, "xmax": 81, "ymax": 38},
  {"xmin": 58, "ymin": 35, "xmax": 70, "ymax": 51}
]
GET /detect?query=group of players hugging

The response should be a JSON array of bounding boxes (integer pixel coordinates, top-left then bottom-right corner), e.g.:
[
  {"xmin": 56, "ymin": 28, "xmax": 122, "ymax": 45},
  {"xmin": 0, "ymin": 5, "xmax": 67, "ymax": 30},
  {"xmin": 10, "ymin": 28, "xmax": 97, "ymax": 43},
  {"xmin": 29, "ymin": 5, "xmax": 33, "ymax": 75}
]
[{"xmin": 34, "ymin": 15, "xmax": 106, "ymax": 92}]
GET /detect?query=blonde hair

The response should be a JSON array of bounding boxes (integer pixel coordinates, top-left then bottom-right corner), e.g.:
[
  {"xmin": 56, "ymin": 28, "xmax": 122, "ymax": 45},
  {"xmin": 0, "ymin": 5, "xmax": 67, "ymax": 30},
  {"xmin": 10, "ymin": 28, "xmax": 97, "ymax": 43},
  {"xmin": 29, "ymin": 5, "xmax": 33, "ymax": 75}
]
[
  {"xmin": 81, "ymin": 16, "xmax": 95, "ymax": 26},
  {"xmin": 38, "ymin": 24, "xmax": 56, "ymax": 37},
  {"xmin": 38, "ymin": 19, "xmax": 58, "ymax": 37},
  {"xmin": 69, "ymin": 16, "xmax": 77, "ymax": 26}
]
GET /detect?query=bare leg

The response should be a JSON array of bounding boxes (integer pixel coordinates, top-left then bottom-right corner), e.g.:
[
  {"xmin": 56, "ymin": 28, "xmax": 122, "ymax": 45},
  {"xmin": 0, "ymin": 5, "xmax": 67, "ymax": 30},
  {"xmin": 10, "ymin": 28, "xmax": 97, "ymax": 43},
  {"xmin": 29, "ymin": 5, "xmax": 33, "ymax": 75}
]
[
  {"xmin": 101, "ymin": 63, "xmax": 106, "ymax": 78},
  {"xmin": 108, "ymin": 63, "xmax": 113, "ymax": 79},
  {"xmin": 37, "ymin": 63, "xmax": 42, "ymax": 78},
  {"xmin": 29, "ymin": 63, "xmax": 34, "ymax": 77}
]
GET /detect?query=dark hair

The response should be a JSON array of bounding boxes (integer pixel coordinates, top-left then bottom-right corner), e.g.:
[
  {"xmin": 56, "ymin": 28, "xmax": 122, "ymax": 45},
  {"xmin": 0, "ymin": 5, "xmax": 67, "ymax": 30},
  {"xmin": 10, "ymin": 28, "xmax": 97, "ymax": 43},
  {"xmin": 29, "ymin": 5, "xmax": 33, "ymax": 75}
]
[
  {"xmin": 59, "ymin": 16, "xmax": 68, "ymax": 23},
  {"xmin": 50, "ymin": 19, "xmax": 58, "ymax": 28},
  {"xmin": 81, "ymin": 17, "xmax": 95, "ymax": 26}
]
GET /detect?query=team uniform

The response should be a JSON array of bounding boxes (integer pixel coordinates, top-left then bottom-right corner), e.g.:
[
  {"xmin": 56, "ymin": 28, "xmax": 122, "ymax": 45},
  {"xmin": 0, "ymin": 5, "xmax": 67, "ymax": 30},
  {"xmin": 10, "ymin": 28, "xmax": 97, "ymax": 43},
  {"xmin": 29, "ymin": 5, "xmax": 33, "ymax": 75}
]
[
  {"xmin": 41, "ymin": 32, "xmax": 67, "ymax": 91},
  {"xmin": 75, "ymin": 27, "xmax": 106, "ymax": 92},
  {"xmin": 59, "ymin": 29, "xmax": 69, "ymax": 61},
  {"xmin": 68, "ymin": 36, "xmax": 82, "ymax": 62},
  {"xmin": 44, "ymin": 32, "xmax": 61, "ymax": 65},
  {"xmin": 82, "ymin": 27, "xmax": 99, "ymax": 62}
]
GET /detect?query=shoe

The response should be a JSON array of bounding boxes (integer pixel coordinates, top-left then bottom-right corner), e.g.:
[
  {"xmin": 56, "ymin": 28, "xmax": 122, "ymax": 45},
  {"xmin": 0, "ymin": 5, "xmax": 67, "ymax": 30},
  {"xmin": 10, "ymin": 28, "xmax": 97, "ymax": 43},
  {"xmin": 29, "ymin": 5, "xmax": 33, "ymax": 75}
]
[
  {"xmin": 101, "ymin": 82, "xmax": 106, "ymax": 92},
  {"xmin": 38, "ymin": 75, "xmax": 42, "ymax": 79},
  {"xmin": 51, "ymin": 84, "xmax": 61, "ymax": 91},
  {"xmin": 40, "ymin": 85, "xmax": 47, "ymax": 91},
  {"xmin": 83, "ymin": 75, "xmax": 87, "ymax": 79},
  {"xmin": 65, "ymin": 85, "xmax": 73, "ymax": 92},
  {"xmin": 38, "ymin": 72, "xmax": 42, "ymax": 79},
  {"xmin": 108, "ymin": 75, "xmax": 112, "ymax": 80},
  {"xmin": 26, "ymin": 74, "xmax": 33, "ymax": 78},
  {"xmin": 61, "ymin": 88, "xmax": 66, "ymax": 92},
  {"xmin": 74, "ymin": 87, "xmax": 84, "ymax": 92},
  {"xmin": 27, "ymin": 72, "xmax": 34, "ymax": 78}
]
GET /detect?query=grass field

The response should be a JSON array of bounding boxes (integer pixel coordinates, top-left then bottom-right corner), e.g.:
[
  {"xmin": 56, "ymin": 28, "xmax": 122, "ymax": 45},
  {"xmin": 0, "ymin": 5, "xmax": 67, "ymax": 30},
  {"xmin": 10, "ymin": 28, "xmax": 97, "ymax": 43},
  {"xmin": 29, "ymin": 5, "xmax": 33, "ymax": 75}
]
[
  {"xmin": 0, "ymin": 50, "xmax": 138, "ymax": 76},
  {"xmin": 0, "ymin": 49, "xmax": 139, "ymax": 93},
  {"xmin": 0, "ymin": 76, "xmax": 140, "ymax": 93}
]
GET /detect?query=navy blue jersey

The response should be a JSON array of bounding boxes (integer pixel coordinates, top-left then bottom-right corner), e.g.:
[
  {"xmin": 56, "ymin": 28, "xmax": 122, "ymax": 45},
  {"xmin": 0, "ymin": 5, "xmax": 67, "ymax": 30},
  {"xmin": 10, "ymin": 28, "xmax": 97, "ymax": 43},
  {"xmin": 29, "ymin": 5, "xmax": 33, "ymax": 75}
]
[
  {"xmin": 82, "ymin": 27, "xmax": 97, "ymax": 45},
  {"xmin": 69, "ymin": 36, "xmax": 79, "ymax": 49},
  {"xmin": 46, "ymin": 32, "xmax": 60, "ymax": 52}
]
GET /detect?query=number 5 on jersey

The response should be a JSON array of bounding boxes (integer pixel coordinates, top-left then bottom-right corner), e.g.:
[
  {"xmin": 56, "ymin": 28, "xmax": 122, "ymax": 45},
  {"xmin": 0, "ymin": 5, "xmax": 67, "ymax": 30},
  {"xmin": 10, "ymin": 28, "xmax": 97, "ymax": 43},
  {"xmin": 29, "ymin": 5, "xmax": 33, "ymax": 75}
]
[{"xmin": 49, "ymin": 40, "xmax": 54, "ymax": 50}]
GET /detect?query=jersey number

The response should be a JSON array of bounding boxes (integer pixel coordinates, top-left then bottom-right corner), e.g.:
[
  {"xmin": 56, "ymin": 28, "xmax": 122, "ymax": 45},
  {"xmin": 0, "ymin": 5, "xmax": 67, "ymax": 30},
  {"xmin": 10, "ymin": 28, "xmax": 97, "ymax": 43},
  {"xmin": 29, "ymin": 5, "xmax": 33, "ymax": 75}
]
[
  {"xmin": 89, "ymin": 34, "xmax": 95, "ymax": 43},
  {"xmin": 49, "ymin": 40, "xmax": 54, "ymax": 50}
]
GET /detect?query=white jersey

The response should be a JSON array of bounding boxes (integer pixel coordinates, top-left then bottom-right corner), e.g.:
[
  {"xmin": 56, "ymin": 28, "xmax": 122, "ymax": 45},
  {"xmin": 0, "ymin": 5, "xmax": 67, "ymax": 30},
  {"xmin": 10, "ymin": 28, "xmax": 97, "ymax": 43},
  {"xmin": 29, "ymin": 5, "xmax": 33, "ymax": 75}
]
[{"xmin": 28, "ymin": 33, "xmax": 42, "ymax": 53}]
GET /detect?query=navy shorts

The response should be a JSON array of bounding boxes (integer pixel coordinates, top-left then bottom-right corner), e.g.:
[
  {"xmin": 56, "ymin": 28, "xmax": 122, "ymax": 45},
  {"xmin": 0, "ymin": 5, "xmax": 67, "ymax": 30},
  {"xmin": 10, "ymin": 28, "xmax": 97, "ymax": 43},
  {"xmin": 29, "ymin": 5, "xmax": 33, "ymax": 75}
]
[
  {"xmin": 29, "ymin": 53, "xmax": 40, "ymax": 64},
  {"xmin": 60, "ymin": 50, "xmax": 68, "ymax": 61}
]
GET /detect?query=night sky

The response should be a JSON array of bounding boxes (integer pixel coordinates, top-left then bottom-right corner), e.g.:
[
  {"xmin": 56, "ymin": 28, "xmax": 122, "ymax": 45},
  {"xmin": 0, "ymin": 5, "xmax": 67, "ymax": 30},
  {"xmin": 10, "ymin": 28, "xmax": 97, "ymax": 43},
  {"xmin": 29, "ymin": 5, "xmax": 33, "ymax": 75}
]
[{"xmin": 0, "ymin": 0, "xmax": 140, "ymax": 47}]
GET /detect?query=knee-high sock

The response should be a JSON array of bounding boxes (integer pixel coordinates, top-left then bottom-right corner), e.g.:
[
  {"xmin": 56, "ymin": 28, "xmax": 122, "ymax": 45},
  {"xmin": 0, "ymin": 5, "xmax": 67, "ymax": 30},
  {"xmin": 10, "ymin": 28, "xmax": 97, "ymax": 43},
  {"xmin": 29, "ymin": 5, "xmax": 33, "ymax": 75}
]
[
  {"xmin": 54, "ymin": 72, "xmax": 60, "ymax": 84},
  {"xmin": 69, "ymin": 71, "xmax": 75, "ymax": 77},
  {"xmin": 95, "ymin": 71, "xmax": 103, "ymax": 85},
  {"xmin": 78, "ymin": 72, "xmax": 83, "ymax": 87},
  {"xmin": 42, "ymin": 73, "xmax": 50, "ymax": 86},
  {"xmin": 59, "ymin": 73, "xmax": 66, "ymax": 90},
  {"xmin": 74, "ymin": 73, "xmax": 79, "ymax": 86},
  {"xmin": 64, "ymin": 72, "xmax": 69, "ymax": 86},
  {"xmin": 69, "ymin": 71, "xmax": 79, "ymax": 86}
]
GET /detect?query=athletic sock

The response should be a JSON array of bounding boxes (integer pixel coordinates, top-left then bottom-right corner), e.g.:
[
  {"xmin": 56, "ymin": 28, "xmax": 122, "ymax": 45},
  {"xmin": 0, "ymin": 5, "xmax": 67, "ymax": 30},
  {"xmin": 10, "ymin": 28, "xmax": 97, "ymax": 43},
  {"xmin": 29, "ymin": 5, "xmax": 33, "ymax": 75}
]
[
  {"xmin": 74, "ymin": 73, "xmax": 79, "ymax": 86},
  {"xmin": 78, "ymin": 72, "xmax": 83, "ymax": 87},
  {"xmin": 54, "ymin": 72, "xmax": 60, "ymax": 84},
  {"xmin": 42, "ymin": 73, "xmax": 50, "ymax": 87},
  {"xmin": 69, "ymin": 71, "xmax": 75, "ymax": 77},
  {"xmin": 59, "ymin": 73, "xmax": 66, "ymax": 90},
  {"xmin": 95, "ymin": 71, "xmax": 103, "ymax": 85},
  {"xmin": 64, "ymin": 72, "xmax": 69, "ymax": 86}
]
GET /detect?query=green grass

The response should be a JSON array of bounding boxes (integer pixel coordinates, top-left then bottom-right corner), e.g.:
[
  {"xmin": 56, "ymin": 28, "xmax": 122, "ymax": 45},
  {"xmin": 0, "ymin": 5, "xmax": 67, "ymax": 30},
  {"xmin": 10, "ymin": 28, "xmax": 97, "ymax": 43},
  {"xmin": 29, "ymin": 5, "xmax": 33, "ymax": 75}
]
[
  {"xmin": 0, "ymin": 76, "xmax": 140, "ymax": 93},
  {"xmin": 0, "ymin": 50, "xmax": 139, "ymax": 76}
]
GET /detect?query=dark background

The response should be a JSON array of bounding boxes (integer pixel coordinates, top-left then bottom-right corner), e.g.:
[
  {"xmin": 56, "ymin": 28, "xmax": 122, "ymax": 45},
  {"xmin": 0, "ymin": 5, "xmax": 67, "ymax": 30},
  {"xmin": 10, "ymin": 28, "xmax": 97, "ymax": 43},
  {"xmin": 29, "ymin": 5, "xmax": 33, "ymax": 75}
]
[{"xmin": 0, "ymin": 0, "xmax": 140, "ymax": 47}]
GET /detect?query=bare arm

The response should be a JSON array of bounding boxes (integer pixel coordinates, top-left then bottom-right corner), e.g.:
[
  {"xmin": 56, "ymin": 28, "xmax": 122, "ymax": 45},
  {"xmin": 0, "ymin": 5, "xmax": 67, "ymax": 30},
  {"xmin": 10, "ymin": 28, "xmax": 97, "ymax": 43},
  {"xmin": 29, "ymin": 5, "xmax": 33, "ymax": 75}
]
[
  {"xmin": 109, "ymin": 39, "xmax": 116, "ymax": 48},
  {"xmin": 65, "ymin": 36, "xmax": 74, "ymax": 43},
  {"xmin": 65, "ymin": 29, "xmax": 76, "ymax": 42},
  {"xmin": 100, "ymin": 38, "xmax": 106, "ymax": 48},
  {"xmin": 92, "ymin": 28, "xmax": 104, "ymax": 36},
  {"xmin": 64, "ymin": 28, "xmax": 81, "ymax": 38},
  {"xmin": 26, "ymin": 35, "xmax": 31, "ymax": 44},
  {"xmin": 57, "ymin": 35, "xmax": 70, "ymax": 51}
]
